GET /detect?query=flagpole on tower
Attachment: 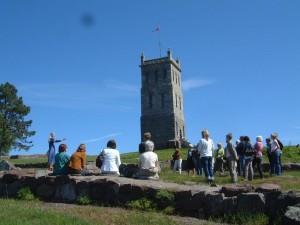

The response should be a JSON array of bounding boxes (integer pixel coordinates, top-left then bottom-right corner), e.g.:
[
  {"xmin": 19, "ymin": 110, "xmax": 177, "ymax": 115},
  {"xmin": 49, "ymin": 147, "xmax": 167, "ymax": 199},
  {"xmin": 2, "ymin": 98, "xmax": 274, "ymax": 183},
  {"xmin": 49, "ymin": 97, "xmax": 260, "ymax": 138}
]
[{"xmin": 152, "ymin": 25, "xmax": 161, "ymax": 57}]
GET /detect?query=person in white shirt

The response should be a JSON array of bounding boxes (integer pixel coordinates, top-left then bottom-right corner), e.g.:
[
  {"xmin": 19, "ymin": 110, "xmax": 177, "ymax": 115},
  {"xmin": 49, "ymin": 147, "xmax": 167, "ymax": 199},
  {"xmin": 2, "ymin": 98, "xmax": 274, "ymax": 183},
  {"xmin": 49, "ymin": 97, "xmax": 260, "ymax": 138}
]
[
  {"xmin": 136, "ymin": 146, "xmax": 160, "ymax": 180},
  {"xmin": 197, "ymin": 129, "xmax": 215, "ymax": 183},
  {"xmin": 100, "ymin": 140, "xmax": 121, "ymax": 175}
]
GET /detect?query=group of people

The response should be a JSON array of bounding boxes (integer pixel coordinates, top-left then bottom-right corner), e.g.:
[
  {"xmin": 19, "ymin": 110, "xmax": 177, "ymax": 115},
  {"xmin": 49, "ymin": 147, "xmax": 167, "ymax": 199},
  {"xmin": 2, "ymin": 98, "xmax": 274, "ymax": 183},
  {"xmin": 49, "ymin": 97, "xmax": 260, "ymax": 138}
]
[
  {"xmin": 181, "ymin": 130, "xmax": 283, "ymax": 183},
  {"xmin": 47, "ymin": 132, "xmax": 160, "ymax": 179}
]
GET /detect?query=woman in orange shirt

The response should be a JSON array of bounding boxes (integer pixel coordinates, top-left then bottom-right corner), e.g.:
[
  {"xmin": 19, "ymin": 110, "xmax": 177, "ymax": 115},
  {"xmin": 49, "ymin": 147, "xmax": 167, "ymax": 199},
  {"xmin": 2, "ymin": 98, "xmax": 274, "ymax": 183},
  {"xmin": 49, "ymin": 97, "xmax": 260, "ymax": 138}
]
[{"xmin": 68, "ymin": 144, "xmax": 87, "ymax": 175}]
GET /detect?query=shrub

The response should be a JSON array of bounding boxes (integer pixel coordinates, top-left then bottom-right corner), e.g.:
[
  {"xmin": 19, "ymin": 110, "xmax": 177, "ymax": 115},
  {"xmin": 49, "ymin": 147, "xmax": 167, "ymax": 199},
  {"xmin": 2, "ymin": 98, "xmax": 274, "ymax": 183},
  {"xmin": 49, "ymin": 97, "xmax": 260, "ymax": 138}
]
[
  {"xmin": 17, "ymin": 187, "xmax": 35, "ymax": 201},
  {"xmin": 127, "ymin": 198, "xmax": 156, "ymax": 211},
  {"xmin": 154, "ymin": 189, "xmax": 175, "ymax": 209},
  {"xmin": 76, "ymin": 194, "xmax": 92, "ymax": 205}
]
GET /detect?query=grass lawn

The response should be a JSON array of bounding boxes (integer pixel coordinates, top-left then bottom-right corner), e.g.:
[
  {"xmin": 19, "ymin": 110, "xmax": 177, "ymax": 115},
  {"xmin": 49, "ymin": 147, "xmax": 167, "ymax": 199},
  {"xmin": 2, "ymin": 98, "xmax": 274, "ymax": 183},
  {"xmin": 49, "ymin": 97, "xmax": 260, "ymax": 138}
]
[{"xmin": 0, "ymin": 199, "xmax": 223, "ymax": 225}]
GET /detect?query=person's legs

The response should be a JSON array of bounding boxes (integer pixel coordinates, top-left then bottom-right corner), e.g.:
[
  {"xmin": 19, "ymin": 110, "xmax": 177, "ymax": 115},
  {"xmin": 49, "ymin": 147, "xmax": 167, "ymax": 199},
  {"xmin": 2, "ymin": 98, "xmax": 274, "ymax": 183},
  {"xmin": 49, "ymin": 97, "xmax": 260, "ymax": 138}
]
[
  {"xmin": 257, "ymin": 157, "xmax": 263, "ymax": 178},
  {"xmin": 249, "ymin": 161, "xmax": 254, "ymax": 181},
  {"xmin": 208, "ymin": 157, "xmax": 213, "ymax": 179},
  {"xmin": 197, "ymin": 157, "xmax": 203, "ymax": 176},
  {"xmin": 201, "ymin": 157, "xmax": 209, "ymax": 179},
  {"xmin": 178, "ymin": 159, "xmax": 182, "ymax": 174},
  {"xmin": 244, "ymin": 158, "xmax": 250, "ymax": 180},
  {"xmin": 240, "ymin": 155, "xmax": 245, "ymax": 177},
  {"xmin": 275, "ymin": 150, "xmax": 281, "ymax": 176},
  {"xmin": 173, "ymin": 160, "xmax": 178, "ymax": 172},
  {"xmin": 229, "ymin": 160, "xmax": 238, "ymax": 183}
]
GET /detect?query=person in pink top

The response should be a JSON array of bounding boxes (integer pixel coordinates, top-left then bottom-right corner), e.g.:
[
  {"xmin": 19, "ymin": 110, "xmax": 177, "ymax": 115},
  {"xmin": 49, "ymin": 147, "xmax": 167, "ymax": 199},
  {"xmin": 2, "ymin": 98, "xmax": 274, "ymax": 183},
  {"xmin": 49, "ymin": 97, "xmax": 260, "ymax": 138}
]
[{"xmin": 253, "ymin": 136, "xmax": 264, "ymax": 178}]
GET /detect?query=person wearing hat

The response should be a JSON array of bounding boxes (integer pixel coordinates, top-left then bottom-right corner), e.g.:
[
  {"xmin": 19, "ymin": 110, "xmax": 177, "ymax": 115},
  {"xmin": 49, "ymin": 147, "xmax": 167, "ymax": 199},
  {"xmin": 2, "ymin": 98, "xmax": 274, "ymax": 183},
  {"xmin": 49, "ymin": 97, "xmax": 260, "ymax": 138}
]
[{"xmin": 99, "ymin": 139, "xmax": 121, "ymax": 175}]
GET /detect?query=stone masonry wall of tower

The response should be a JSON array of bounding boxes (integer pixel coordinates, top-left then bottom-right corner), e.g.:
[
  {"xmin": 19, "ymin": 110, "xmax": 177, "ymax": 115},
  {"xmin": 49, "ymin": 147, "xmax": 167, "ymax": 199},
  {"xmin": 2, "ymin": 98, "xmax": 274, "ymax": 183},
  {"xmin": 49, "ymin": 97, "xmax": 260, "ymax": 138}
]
[{"xmin": 140, "ymin": 50, "xmax": 185, "ymax": 149}]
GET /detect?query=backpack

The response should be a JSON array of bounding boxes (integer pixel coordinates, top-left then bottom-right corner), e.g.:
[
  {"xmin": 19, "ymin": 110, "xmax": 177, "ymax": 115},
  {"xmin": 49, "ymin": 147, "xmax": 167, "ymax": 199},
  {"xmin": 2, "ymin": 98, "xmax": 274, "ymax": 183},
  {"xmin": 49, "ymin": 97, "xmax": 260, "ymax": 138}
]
[
  {"xmin": 277, "ymin": 139, "xmax": 284, "ymax": 150},
  {"xmin": 96, "ymin": 154, "xmax": 103, "ymax": 168}
]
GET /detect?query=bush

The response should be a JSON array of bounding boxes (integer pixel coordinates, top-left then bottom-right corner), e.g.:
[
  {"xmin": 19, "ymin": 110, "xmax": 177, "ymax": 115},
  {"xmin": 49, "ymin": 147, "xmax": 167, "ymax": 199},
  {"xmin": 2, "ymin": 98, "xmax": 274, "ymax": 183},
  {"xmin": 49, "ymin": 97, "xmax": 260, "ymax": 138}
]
[
  {"xmin": 76, "ymin": 194, "xmax": 92, "ymax": 205},
  {"xmin": 154, "ymin": 190, "xmax": 175, "ymax": 209},
  {"xmin": 127, "ymin": 198, "xmax": 156, "ymax": 211},
  {"xmin": 17, "ymin": 187, "xmax": 35, "ymax": 201}
]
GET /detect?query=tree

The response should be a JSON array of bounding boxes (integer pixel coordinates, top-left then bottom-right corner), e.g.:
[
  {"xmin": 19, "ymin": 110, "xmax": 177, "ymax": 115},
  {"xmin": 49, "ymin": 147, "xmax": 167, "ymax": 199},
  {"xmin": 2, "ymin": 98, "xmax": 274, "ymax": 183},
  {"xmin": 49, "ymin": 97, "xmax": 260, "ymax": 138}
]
[{"xmin": 0, "ymin": 82, "xmax": 35, "ymax": 157}]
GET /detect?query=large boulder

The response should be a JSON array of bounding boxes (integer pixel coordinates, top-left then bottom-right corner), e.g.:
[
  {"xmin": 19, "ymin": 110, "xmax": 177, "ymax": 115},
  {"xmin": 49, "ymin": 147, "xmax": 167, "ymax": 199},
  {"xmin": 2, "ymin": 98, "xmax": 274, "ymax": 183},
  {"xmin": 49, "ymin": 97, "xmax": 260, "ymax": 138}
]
[
  {"xmin": 220, "ymin": 184, "xmax": 254, "ymax": 197},
  {"xmin": 237, "ymin": 193, "xmax": 265, "ymax": 213},
  {"xmin": 283, "ymin": 205, "xmax": 300, "ymax": 225},
  {"xmin": 54, "ymin": 182, "xmax": 77, "ymax": 202},
  {"xmin": 222, "ymin": 196, "xmax": 237, "ymax": 214},
  {"xmin": 90, "ymin": 179, "xmax": 120, "ymax": 205},
  {"xmin": 203, "ymin": 192, "xmax": 225, "ymax": 217},
  {"xmin": 255, "ymin": 183, "xmax": 281, "ymax": 193},
  {"xmin": 36, "ymin": 184, "xmax": 55, "ymax": 200}
]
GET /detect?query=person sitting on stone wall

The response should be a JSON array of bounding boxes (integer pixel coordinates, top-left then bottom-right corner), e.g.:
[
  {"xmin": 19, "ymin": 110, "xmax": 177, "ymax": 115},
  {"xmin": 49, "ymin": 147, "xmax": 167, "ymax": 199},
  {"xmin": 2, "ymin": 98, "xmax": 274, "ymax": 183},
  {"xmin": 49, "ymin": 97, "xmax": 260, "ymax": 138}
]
[
  {"xmin": 138, "ymin": 132, "xmax": 155, "ymax": 153},
  {"xmin": 53, "ymin": 143, "xmax": 70, "ymax": 175},
  {"xmin": 135, "ymin": 146, "xmax": 160, "ymax": 180},
  {"xmin": 68, "ymin": 143, "xmax": 87, "ymax": 175},
  {"xmin": 99, "ymin": 139, "xmax": 121, "ymax": 176}
]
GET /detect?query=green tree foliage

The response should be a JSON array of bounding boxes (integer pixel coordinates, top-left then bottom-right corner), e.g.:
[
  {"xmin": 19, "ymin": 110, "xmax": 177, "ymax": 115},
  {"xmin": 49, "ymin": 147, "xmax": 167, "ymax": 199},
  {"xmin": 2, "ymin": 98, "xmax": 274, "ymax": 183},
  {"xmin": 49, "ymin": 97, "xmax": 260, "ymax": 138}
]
[{"xmin": 0, "ymin": 82, "xmax": 35, "ymax": 156}]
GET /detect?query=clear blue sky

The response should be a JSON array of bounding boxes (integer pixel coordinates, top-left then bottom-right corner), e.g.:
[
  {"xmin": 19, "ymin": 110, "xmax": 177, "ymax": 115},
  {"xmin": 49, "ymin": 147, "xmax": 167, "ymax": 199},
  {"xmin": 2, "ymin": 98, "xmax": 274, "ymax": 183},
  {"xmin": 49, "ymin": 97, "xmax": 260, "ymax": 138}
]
[{"xmin": 1, "ymin": 0, "xmax": 299, "ymax": 155}]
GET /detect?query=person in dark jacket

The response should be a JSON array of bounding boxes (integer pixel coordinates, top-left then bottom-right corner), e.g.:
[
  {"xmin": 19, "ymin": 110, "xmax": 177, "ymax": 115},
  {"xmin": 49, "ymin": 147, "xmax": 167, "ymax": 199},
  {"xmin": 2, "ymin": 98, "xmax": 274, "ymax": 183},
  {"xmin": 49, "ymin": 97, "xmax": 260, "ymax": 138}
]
[{"xmin": 243, "ymin": 136, "xmax": 255, "ymax": 181}]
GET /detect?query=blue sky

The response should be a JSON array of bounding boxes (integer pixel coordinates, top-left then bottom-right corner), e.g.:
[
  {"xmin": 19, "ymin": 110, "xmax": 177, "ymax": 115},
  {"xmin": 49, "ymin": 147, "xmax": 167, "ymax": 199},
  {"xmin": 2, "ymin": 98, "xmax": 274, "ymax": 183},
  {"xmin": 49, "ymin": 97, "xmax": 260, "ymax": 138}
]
[{"xmin": 1, "ymin": 0, "xmax": 299, "ymax": 155}]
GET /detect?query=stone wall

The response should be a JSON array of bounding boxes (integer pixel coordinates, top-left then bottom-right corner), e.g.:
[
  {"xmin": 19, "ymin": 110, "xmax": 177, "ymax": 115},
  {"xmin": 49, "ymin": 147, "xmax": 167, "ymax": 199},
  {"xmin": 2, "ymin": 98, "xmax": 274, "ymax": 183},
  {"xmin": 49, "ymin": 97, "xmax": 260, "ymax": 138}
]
[{"xmin": 0, "ymin": 172, "xmax": 299, "ymax": 223}]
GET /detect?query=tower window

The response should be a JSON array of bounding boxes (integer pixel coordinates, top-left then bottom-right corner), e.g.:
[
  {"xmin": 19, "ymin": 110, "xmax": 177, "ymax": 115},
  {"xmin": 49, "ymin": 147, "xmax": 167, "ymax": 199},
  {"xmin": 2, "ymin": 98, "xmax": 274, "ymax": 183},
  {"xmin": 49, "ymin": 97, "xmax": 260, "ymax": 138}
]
[
  {"xmin": 163, "ymin": 69, "xmax": 167, "ymax": 80},
  {"xmin": 149, "ymin": 94, "xmax": 153, "ymax": 109},
  {"xmin": 155, "ymin": 70, "xmax": 158, "ymax": 83},
  {"xmin": 175, "ymin": 94, "xmax": 178, "ymax": 108},
  {"xmin": 179, "ymin": 97, "xmax": 182, "ymax": 110},
  {"xmin": 180, "ymin": 129, "xmax": 182, "ymax": 138},
  {"xmin": 172, "ymin": 71, "xmax": 175, "ymax": 82},
  {"xmin": 178, "ymin": 74, "xmax": 180, "ymax": 86},
  {"xmin": 161, "ymin": 93, "xmax": 165, "ymax": 108},
  {"xmin": 145, "ymin": 72, "xmax": 149, "ymax": 84},
  {"xmin": 175, "ymin": 73, "xmax": 178, "ymax": 84}
]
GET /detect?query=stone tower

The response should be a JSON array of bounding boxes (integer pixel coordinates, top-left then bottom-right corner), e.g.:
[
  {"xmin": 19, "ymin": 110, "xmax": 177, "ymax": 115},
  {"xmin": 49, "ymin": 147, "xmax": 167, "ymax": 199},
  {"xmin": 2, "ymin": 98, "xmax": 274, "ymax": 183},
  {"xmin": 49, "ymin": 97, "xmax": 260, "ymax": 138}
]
[{"xmin": 140, "ymin": 49, "xmax": 185, "ymax": 149}]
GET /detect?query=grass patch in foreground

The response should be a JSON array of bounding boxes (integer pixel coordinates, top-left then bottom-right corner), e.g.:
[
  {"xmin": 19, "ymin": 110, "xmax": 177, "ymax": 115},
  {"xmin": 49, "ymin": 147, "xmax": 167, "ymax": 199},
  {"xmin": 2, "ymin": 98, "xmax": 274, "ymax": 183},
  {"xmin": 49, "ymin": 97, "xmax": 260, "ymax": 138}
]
[
  {"xmin": 0, "ymin": 199, "xmax": 91, "ymax": 225},
  {"xmin": 0, "ymin": 199, "xmax": 179, "ymax": 225},
  {"xmin": 210, "ymin": 212, "xmax": 269, "ymax": 225}
]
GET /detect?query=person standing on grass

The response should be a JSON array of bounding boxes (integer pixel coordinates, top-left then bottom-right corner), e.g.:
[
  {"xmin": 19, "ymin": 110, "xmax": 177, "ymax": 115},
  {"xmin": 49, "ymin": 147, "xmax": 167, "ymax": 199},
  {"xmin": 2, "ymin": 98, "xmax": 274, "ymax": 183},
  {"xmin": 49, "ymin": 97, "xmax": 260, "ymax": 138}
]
[
  {"xmin": 197, "ymin": 129, "xmax": 214, "ymax": 183},
  {"xmin": 236, "ymin": 136, "xmax": 245, "ymax": 177},
  {"xmin": 265, "ymin": 138, "xmax": 272, "ymax": 174},
  {"xmin": 187, "ymin": 144, "xmax": 195, "ymax": 176},
  {"xmin": 270, "ymin": 132, "xmax": 282, "ymax": 176},
  {"xmin": 225, "ymin": 133, "xmax": 238, "ymax": 183},
  {"xmin": 214, "ymin": 143, "xmax": 225, "ymax": 174},
  {"xmin": 172, "ymin": 148, "xmax": 182, "ymax": 174},
  {"xmin": 243, "ymin": 136, "xmax": 255, "ymax": 181},
  {"xmin": 53, "ymin": 144, "xmax": 70, "ymax": 175},
  {"xmin": 47, "ymin": 132, "xmax": 66, "ymax": 171},
  {"xmin": 253, "ymin": 136, "xmax": 264, "ymax": 179}
]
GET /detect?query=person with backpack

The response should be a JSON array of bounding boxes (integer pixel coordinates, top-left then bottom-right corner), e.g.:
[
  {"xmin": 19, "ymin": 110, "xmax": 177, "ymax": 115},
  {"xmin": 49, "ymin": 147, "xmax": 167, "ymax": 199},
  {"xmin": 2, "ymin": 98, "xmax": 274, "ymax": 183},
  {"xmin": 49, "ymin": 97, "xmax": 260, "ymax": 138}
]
[
  {"xmin": 270, "ymin": 132, "xmax": 282, "ymax": 176},
  {"xmin": 243, "ymin": 136, "xmax": 255, "ymax": 181}
]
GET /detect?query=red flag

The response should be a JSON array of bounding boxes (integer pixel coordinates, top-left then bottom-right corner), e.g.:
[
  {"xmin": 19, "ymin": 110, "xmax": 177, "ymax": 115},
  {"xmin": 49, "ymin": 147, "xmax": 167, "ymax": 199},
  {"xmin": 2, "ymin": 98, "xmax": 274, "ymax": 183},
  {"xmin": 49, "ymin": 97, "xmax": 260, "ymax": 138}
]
[{"xmin": 152, "ymin": 26, "xmax": 160, "ymax": 32}]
